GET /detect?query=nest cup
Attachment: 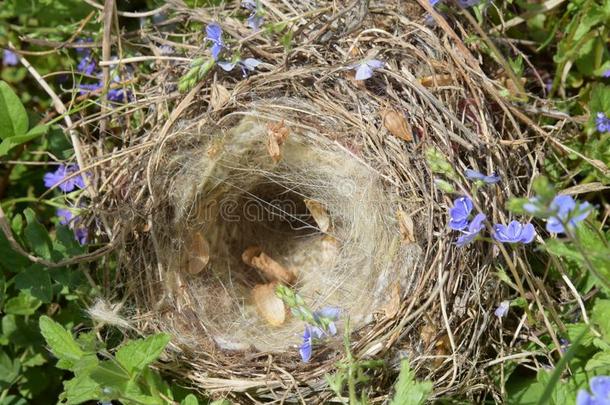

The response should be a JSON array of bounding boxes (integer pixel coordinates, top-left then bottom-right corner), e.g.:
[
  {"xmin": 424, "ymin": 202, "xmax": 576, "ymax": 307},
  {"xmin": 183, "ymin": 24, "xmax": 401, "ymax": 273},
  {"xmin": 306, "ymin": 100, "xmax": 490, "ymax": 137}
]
[{"xmin": 151, "ymin": 103, "xmax": 421, "ymax": 353}]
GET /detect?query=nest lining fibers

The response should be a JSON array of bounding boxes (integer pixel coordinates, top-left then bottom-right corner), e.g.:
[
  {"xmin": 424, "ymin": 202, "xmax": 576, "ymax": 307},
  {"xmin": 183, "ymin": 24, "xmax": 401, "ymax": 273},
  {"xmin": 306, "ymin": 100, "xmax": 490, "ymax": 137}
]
[
  {"xmin": 80, "ymin": 0, "xmax": 550, "ymax": 401},
  {"xmin": 156, "ymin": 108, "xmax": 421, "ymax": 352}
]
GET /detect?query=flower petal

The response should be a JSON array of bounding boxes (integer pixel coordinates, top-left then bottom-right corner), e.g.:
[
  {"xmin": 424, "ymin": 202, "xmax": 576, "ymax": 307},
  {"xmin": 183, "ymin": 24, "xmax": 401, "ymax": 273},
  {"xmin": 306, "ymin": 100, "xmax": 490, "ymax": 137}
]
[
  {"xmin": 217, "ymin": 61, "xmax": 236, "ymax": 71},
  {"xmin": 241, "ymin": 58, "xmax": 262, "ymax": 71},
  {"xmin": 354, "ymin": 63, "xmax": 373, "ymax": 80},
  {"xmin": 546, "ymin": 217, "xmax": 565, "ymax": 234},
  {"xmin": 576, "ymin": 390, "xmax": 595, "ymax": 405},
  {"xmin": 518, "ymin": 223, "xmax": 536, "ymax": 244},
  {"xmin": 366, "ymin": 59, "xmax": 385, "ymax": 69},
  {"xmin": 590, "ymin": 376, "xmax": 610, "ymax": 399},
  {"xmin": 206, "ymin": 23, "xmax": 223, "ymax": 43},
  {"xmin": 315, "ymin": 306, "xmax": 341, "ymax": 320}
]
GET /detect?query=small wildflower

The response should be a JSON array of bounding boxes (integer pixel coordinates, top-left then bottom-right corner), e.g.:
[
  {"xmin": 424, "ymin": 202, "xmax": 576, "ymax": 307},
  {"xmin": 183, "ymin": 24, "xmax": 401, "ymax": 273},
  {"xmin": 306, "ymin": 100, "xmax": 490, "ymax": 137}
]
[
  {"xmin": 494, "ymin": 301, "xmax": 509, "ymax": 318},
  {"xmin": 492, "ymin": 221, "xmax": 536, "ymax": 244},
  {"xmin": 205, "ymin": 23, "xmax": 225, "ymax": 61},
  {"xmin": 242, "ymin": 0, "xmax": 264, "ymax": 31},
  {"xmin": 522, "ymin": 196, "xmax": 541, "ymax": 215},
  {"xmin": 299, "ymin": 326, "xmax": 313, "ymax": 362},
  {"xmin": 353, "ymin": 59, "xmax": 384, "ymax": 81},
  {"xmin": 77, "ymin": 55, "xmax": 97, "ymax": 76},
  {"xmin": 75, "ymin": 227, "xmax": 88, "ymax": 245},
  {"xmin": 577, "ymin": 376, "xmax": 610, "ymax": 405},
  {"xmin": 602, "ymin": 69, "xmax": 610, "ymax": 78},
  {"xmin": 465, "ymin": 169, "xmax": 500, "ymax": 184},
  {"xmin": 2, "ymin": 49, "xmax": 18, "ymax": 66},
  {"xmin": 313, "ymin": 307, "xmax": 340, "ymax": 336},
  {"xmin": 43, "ymin": 164, "xmax": 85, "ymax": 192},
  {"xmin": 456, "ymin": 213, "xmax": 486, "ymax": 247},
  {"xmin": 449, "ymin": 196, "xmax": 473, "ymax": 230},
  {"xmin": 596, "ymin": 112, "xmax": 610, "ymax": 133},
  {"xmin": 217, "ymin": 57, "xmax": 262, "ymax": 77},
  {"xmin": 57, "ymin": 208, "xmax": 74, "ymax": 225},
  {"xmin": 546, "ymin": 195, "xmax": 591, "ymax": 234},
  {"xmin": 56, "ymin": 208, "xmax": 88, "ymax": 245}
]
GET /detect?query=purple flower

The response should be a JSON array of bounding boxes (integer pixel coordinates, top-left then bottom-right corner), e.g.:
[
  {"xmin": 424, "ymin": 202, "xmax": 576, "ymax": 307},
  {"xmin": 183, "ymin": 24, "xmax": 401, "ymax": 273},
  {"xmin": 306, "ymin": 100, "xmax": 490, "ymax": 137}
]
[
  {"xmin": 353, "ymin": 59, "xmax": 384, "ymax": 81},
  {"xmin": 456, "ymin": 213, "xmax": 486, "ymax": 247},
  {"xmin": 242, "ymin": 0, "xmax": 264, "ymax": 31},
  {"xmin": 429, "ymin": 0, "xmax": 441, "ymax": 5},
  {"xmin": 2, "ymin": 49, "xmax": 18, "ymax": 66},
  {"xmin": 602, "ymin": 69, "xmax": 610, "ymax": 78},
  {"xmin": 449, "ymin": 196, "xmax": 473, "ymax": 230},
  {"xmin": 313, "ymin": 307, "xmax": 340, "ymax": 336},
  {"xmin": 523, "ymin": 196, "xmax": 540, "ymax": 215},
  {"xmin": 299, "ymin": 326, "xmax": 314, "ymax": 362},
  {"xmin": 205, "ymin": 23, "xmax": 225, "ymax": 61},
  {"xmin": 57, "ymin": 208, "xmax": 74, "ymax": 225},
  {"xmin": 465, "ymin": 169, "xmax": 500, "ymax": 184},
  {"xmin": 218, "ymin": 57, "xmax": 262, "ymax": 77},
  {"xmin": 494, "ymin": 301, "xmax": 509, "ymax": 318},
  {"xmin": 577, "ymin": 376, "xmax": 610, "ymax": 405},
  {"xmin": 492, "ymin": 221, "xmax": 536, "ymax": 244},
  {"xmin": 77, "ymin": 55, "xmax": 97, "ymax": 76},
  {"xmin": 43, "ymin": 164, "xmax": 85, "ymax": 192},
  {"xmin": 596, "ymin": 112, "xmax": 610, "ymax": 133},
  {"xmin": 546, "ymin": 195, "xmax": 591, "ymax": 234},
  {"xmin": 56, "ymin": 208, "xmax": 88, "ymax": 245}
]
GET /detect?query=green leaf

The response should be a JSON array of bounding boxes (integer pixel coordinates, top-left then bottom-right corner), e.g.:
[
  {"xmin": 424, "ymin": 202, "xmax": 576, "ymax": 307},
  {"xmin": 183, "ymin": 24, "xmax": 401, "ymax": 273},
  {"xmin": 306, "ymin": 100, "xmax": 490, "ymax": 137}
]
[
  {"xmin": 62, "ymin": 374, "xmax": 101, "ymax": 405},
  {"xmin": 23, "ymin": 208, "xmax": 52, "ymax": 260},
  {"xmin": 0, "ymin": 125, "xmax": 48, "ymax": 156},
  {"xmin": 0, "ymin": 350, "xmax": 20, "ymax": 385},
  {"xmin": 389, "ymin": 359, "xmax": 432, "ymax": 405},
  {"xmin": 89, "ymin": 360, "xmax": 129, "ymax": 393},
  {"xmin": 592, "ymin": 299, "xmax": 610, "ymax": 341},
  {"xmin": 14, "ymin": 264, "xmax": 52, "ymax": 303},
  {"xmin": 0, "ymin": 81, "xmax": 28, "ymax": 140},
  {"xmin": 115, "ymin": 333, "xmax": 171, "ymax": 376},
  {"xmin": 38, "ymin": 315, "xmax": 84, "ymax": 362},
  {"xmin": 181, "ymin": 394, "xmax": 200, "ymax": 405},
  {"xmin": 4, "ymin": 291, "xmax": 41, "ymax": 315}
]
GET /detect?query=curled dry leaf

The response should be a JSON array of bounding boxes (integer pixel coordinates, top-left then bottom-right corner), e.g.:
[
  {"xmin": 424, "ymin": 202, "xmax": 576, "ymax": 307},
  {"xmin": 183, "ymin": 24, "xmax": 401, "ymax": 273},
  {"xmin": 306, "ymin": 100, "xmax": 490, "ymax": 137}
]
[
  {"xmin": 187, "ymin": 231, "xmax": 210, "ymax": 274},
  {"xmin": 266, "ymin": 120, "xmax": 290, "ymax": 163},
  {"xmin": 304, "ymin": 199, "xmax": 330, "ymax": 233},
  {"xmin": 381, "ymin": 108, "xmax": 412, "ymax": 142},
  {"xmin": 397, "ymin": 209, "xmax": 415, "ymax": 244},
  {"xmin": 382, "ymin": 283, "xmax": 401, "ymax": 318},
  {"xmin": 210, "ymin": 82, "xmax": 230, "ymax": 111},
  {"xmin": 242, "ymin": 246, "xmax": 296, "ymax": 285},
  {"xmin": 418, "ymin": 74, "xmax": 453, "ymax": 88},
  {"xmin": 252, "ymin": 282, "xmax": 287, "ymax": 326}
]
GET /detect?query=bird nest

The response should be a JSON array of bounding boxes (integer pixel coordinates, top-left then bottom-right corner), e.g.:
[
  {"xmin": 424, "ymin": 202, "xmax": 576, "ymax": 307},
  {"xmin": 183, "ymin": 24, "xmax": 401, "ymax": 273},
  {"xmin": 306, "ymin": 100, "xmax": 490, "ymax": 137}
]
[{"xmin": 77, "ymin": 0, "xmax": 548, "ymax": 402}]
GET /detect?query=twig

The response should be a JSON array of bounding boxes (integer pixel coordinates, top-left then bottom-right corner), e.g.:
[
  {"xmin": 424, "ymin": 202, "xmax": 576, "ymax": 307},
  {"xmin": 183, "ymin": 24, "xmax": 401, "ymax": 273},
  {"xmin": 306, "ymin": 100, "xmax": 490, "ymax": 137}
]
[
  {"xmin": 82, "ymin": 0, "xmax": 170, "ymax": 17},
  {"xmin": 99, "ymin": 55, "xmax": 192, "ymax": 66}
]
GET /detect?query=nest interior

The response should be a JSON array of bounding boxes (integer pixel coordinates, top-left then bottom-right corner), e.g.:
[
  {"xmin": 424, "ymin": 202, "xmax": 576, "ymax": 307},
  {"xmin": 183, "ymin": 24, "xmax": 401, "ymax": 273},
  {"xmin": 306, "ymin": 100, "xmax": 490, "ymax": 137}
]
[{"xmin": 83, "ymin": 0, "xmax": 548, "ymax": 402}]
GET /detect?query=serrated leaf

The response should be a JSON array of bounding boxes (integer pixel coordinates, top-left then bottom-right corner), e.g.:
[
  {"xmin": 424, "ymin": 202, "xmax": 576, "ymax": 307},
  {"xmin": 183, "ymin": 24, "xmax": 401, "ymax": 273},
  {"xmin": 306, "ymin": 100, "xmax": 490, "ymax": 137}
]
[
  {"xmin": 115, "ymin": 333, "xmax": 171, "ymax": 376},
  {"xmin": 39, "ymin": 315, "xmax": 84, "ymax": 362},
  {"xmin": 62, "ymin": 374, "xmax": 101, "ymax": 405},
  {"xmin": 0, "ymin": 81, "xmax": 28, "ymax": 140},
  {"xmin": 4, "ymin": 291, "xmax": 41, "ymax": 315},
  {"xmin": 14, "ymin": 264, "xmax": 52, "ymax": 303},
  {"xmin": 389, "ymin": 359, "xmax": 432, "ymax": 405},
  {"xmin": 181, "ymin": 394, "xmax": 200, "ymax": 405},
  {"xmin": 89, "ymin": 360, "xmax": 129, "ymax": 393},
  {"xmin": 0, "ymin": 125, "xmax": 48, "ymax": 156},
  {"xmin": 0, "ymin": 350, "xmax": 20, "ymax": 385},
  {"xmin": 23, "ymin": 208, "xmax": 52, "ymax": 260}
]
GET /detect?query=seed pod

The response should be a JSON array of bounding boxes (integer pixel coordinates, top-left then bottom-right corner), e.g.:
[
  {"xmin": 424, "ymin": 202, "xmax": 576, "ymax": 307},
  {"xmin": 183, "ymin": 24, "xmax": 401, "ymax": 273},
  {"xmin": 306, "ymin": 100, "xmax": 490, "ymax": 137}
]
[
  {"xmin": 187, "ymin": 231, "xmax": 210, "ymax": 274},
  {"xmin": 381, "ymin": 109, "xmax": 413, "ymax": 142},
  {"xmin": 304, "ymin": 199, "xmax": 330, "ymax": 233},
  {"xmin": 252, "ymin": 283, "xmax": 287, "ymax": 326},
  {"xmin": 242, "ymin": 246, "xmax": 296, "ymax": 285}
]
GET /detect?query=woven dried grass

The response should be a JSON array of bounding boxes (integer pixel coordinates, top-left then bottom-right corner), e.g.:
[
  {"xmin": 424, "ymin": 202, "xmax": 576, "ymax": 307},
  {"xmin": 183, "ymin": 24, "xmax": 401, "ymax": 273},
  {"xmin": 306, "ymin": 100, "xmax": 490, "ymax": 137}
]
[{"xmin": 77, "ymin": 0, "xmax": 554, "ymax": 402}]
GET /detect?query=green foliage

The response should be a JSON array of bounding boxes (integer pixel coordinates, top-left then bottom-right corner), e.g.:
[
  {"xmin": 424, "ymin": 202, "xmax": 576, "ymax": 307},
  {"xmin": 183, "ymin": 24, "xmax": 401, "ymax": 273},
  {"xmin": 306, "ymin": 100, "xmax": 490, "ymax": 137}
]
[{"xmin": 389, "ymin": 359, "xmax": 432, "ymax": 405}]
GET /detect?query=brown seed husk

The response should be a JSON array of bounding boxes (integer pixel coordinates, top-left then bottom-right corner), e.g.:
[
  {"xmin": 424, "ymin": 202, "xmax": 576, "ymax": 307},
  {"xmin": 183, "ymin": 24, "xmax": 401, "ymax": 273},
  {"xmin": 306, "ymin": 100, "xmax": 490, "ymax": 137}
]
[
  {"xmin": 381, "ymin": 108, "xmax": 413, "ymax": 142},
  {"xmin": 242, "ymin": 246, "xmax": 297, "ymax": 285},
  {"xmin": 252, "ymin": 283, "xmax": 287, "ymax": 326}
]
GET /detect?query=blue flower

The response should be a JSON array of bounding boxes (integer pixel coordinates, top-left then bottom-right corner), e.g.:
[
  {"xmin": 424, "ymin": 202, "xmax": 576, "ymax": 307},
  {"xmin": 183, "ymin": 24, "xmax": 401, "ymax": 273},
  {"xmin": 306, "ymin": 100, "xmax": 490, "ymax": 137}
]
[
  {"xmin": 242, "ymin": 0, "xmax": 264, "ymax": 31},
  {"xmin": 492, "ymin": 221, "xmax": 536, "ymax": 244},
  {"xmin": 353, "ymin": 59, "xmax": 384, "ymax": 81},
  {"xmin": 465, "ymin": 169, "xmax": 500, "ymax": 184},
  {"xmin": 299, "ymin": 326, "xmax": 314, "ymax": 362},
  {"xmin": 494, "ymin": 301, "xmax": 509, "ymax": 318},
  {"xmin": 546, "ymin": 195, "xmax": 591, "ymax": 234},
  {"xmin": 43, "ymin": 164, "xmax": 85, "ymax": 192},
  {"xmin": 56, "ymin": 208, "xmax": 88, "ymax": 245},
  {"xmin": 449, "ymin": 196, "xmax": 473, "ymax": 230},
  {"xmin": 456, "ymin": 213, "xmax": 486, "ymax": 247},
  {"xmin": 602, "ymin": 69, "xmax": 610, "ymax": 78},
  {"xmin": 596, "ymin": 112, "xmax": 610, "ymax": 133},
  {"xmin": 577, "ymin": 376, "xmax": 610, "ymax": 405},
  {"xmin": 217, "ymin": 57, "xmax": 262, "ymax": 77},
  {"xmin": 2, "ymin": 49, "xmax": 18, "ymax": 66},
  {"xmin": 77, "ymin": 55, "xmax": 97, "ymax": 76},
  {"xmin": 205, "ymin": 23, "xmax": 225, "ymax": 61}
]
